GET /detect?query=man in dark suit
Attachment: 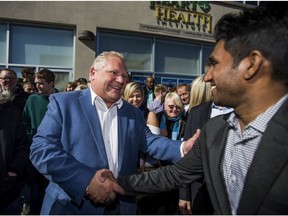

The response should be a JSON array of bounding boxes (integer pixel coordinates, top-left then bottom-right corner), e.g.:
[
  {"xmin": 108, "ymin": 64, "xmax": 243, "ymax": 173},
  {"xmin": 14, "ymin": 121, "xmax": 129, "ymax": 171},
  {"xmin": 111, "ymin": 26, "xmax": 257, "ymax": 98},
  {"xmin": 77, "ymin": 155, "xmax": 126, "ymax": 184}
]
[
  {"xmin": 143, "ymin": 76, "xmax": 155, "ymax": 108},
  {"xmin": 179, "ymin": 100, "xmax": 233, "ymax": 215},
  {"xmin": 115, "ymin": 3, "xmax": 288, "ymax": 214},
  {"xmin": 0, "ymin": 88, "xmax": 29, "ymax": 214}
]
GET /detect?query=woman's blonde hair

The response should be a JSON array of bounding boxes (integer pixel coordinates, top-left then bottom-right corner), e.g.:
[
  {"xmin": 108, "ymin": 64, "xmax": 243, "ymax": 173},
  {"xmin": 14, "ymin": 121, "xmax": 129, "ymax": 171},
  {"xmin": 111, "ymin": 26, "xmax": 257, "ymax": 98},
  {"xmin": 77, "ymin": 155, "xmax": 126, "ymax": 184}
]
[
  {"xmin": 154, "ymin": 84, "xmax": 167, "ymax": 96},
  {"xmin": 188, "ymin": 75, "xmax": 212, "ymax": 111},
  {"xmin": 164, "ymin": 92, "xmax": 184, "ymax": 111},
  {"xmin": 122, "ymin": 82, "xmax": 143, "ymax": 100}
]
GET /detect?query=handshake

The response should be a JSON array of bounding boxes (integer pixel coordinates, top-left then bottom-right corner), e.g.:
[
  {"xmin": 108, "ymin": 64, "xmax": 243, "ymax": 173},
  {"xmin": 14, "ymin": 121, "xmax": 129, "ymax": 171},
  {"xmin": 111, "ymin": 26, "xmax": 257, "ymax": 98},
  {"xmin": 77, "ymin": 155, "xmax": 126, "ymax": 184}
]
[{"xmin": 85, "ymin": 169, "xmax": 125, "ymax": 204}]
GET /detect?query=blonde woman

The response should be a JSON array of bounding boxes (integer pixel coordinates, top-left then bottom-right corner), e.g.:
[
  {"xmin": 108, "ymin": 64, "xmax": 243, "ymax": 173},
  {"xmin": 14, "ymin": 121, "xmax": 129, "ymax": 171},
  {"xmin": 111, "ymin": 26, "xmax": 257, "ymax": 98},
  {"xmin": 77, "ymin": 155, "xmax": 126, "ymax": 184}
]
[
  {"xmin": 123, "ymin": 81, "xmax": 165, "ymax": 214},
  {"xmin": 123, "ymin": 82, "xmax": 159, "ymax": 134},
  {"xmin": 188, "ymin": 74, "xmax": 212, "ymax": 112},
  {"xmin": 158, "ymin": 92, "xmax": 185, "ymax": 141},
  {"xmin": 178, "ymin": 74, "xmax": 212, "ymax": 215}
]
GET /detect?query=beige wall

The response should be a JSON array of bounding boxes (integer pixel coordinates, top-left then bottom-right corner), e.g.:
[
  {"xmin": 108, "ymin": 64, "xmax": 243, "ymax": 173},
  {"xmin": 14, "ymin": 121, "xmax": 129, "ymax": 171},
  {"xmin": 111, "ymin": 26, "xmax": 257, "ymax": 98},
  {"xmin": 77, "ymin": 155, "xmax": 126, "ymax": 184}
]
[{"xmin": 0, "ymin": 1, "xmax": 247, "ymax": 80}]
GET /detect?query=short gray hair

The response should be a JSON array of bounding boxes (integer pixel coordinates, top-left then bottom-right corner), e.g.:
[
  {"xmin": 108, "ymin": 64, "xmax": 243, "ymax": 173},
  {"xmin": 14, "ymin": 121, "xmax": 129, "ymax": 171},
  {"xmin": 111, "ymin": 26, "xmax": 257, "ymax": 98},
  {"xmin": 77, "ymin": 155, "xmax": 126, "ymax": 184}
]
[{"xmin": 92, "ymin": 51, "xmax": 127, "ymax": 72}]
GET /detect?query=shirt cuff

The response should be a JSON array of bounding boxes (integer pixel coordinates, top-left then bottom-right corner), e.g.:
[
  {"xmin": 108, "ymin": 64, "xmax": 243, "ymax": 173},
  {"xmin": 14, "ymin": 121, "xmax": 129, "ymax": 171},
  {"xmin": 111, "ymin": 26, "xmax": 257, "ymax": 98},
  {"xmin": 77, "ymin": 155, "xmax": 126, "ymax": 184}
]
[{"xmin": 180, "ymin": 141, "xmax": 185, "ymax": 157}]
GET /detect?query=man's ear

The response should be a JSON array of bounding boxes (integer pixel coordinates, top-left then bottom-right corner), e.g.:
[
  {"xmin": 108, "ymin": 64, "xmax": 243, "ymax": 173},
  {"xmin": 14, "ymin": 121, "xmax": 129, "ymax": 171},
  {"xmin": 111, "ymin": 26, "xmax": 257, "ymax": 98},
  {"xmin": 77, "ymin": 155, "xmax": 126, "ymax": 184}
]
[
  {"xmin": 243, "ymin": 51, "xmax": 263, "ymax": 80},
  {"xmin": 89, "ymin": 67, "xmax": 95, "ymax": 81}
]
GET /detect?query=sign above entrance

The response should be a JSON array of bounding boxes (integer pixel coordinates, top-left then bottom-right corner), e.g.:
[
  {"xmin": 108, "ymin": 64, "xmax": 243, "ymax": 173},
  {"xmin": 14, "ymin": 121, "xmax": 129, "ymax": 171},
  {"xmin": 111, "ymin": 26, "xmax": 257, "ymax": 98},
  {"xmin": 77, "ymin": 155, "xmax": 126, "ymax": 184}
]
[{"xmin": 144, "ymin": 1, "xmax": 214, "ymax": 40}]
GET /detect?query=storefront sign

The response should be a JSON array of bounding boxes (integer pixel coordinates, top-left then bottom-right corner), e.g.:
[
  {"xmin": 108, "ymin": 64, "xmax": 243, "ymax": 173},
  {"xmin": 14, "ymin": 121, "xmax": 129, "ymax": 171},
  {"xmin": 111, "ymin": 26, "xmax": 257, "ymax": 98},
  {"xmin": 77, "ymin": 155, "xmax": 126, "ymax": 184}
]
[
  {"xmin": 145, "ymin": 1, "xmax": 213, "ymax": 39},
  {"xmin": 138, "ymin": 23, "xmax": 214, "ymax": 41},
  {"xmin": 132, "ymin": 75, "xmax": 148, "ymax": 87},
  {"xmin": 178, "ymin": 79, "xmax": 193, "ymax": 85},
  {"xmin": 161, "ymin": 77, "xmax": 178, "ymax": 87}
]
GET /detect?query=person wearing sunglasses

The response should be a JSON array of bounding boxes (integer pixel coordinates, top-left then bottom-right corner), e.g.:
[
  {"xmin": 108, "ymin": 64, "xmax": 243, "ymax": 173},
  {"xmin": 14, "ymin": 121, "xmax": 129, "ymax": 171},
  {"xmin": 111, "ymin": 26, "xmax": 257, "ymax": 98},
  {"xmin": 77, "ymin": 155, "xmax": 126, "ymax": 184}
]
[
  {"xmin": 153, "ymin": 92, "xmax": 186, "ymax": 214},
  {"xmin": 158, "ymin": 92, "xmax": 185, "ymax": 141}
]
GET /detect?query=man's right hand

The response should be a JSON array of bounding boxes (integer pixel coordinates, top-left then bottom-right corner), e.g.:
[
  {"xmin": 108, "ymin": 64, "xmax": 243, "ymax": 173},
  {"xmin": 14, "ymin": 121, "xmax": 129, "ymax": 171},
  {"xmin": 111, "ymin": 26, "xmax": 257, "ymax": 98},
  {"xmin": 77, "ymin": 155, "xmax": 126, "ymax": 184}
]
[
  {"xmin": 86, "ymin": 169, "xmax": 125, "ymax": 204},
  {"xmin": 182, "ymin": 129, "xmax": 201, "ymax": 155},
  {"xmin": 179, "ymin": 199, "xmax": 192, "ymax": 215}
]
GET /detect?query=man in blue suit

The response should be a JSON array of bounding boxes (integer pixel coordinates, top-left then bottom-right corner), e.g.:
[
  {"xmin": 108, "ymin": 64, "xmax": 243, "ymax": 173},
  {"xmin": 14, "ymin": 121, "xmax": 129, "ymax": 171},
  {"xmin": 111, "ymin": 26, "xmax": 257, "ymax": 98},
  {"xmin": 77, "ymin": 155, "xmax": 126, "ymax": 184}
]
[{"xmin": 29, "ymin": 51, "xmax": 199, "ymax": 214}]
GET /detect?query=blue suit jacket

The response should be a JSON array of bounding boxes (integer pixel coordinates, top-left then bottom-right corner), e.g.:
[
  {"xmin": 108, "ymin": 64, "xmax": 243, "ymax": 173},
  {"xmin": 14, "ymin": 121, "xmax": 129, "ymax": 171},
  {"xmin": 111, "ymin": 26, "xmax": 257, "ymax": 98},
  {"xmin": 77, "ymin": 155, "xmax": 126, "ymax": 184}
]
[{"xmin": 30, "ymin": 88, "xmax": 182, "ymax": 214}]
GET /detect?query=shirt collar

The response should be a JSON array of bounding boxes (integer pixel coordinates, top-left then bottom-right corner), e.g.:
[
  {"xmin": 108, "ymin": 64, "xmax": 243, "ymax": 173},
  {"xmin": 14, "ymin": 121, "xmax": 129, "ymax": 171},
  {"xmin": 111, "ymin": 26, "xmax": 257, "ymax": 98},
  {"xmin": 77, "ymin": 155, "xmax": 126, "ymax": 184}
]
[
  {"xmin": 90, "ymin": 86, "xmax": 123, "ymax": 109},
  {"xmin": 211, "ymin": 102, "xmax": 230, "ymax": 111},
  {"xmin": 227, "ymin": 93, "xmax": 288, "ymax": 133}
]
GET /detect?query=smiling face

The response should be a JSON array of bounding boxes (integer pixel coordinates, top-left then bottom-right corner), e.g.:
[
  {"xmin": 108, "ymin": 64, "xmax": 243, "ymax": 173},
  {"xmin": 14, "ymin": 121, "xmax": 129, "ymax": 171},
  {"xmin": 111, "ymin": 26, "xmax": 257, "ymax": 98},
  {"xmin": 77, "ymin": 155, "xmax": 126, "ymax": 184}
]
[
  {"xmin": 204, "ymin": 39, "xmax": 246, "ymax": 108},
  {"xmin": 127, "ymin": 89, "xmax": 144, "ymax": 108},
  {"xmin": 90, "ymin": 55, "xmax": 128, "ymax": 108},
  {"xmin": 177, "ymin": 85, "xmax": 190, "ymax": 105},
  {"xmin": 34, "ymin": 77, "xmax": 54, "ymax": 95},
  {"xmin": 0, "ymin": 70, "xmax": 17, "ymax": 91},
  {"xmin": 164, "ymin": 98, "xmax": 182, "ymax": 118},
  {"xmin": 145, "ymin": 77, "xmax": 154, "ymax": 90}
]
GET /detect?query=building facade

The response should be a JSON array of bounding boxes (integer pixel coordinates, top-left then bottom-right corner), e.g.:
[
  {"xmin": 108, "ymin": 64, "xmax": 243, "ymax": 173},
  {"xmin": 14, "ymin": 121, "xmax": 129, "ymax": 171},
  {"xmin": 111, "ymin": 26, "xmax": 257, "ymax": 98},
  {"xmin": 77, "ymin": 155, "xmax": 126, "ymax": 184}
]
[{"xmin": 0, "ymin": 1, "xmax": 258, "ymax": 91}]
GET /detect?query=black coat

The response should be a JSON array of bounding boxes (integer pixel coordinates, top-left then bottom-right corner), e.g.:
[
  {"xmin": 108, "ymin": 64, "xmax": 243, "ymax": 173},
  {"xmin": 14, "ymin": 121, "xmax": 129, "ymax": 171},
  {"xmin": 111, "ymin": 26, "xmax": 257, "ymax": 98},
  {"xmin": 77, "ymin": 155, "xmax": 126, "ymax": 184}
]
[
  {"xmin": 0, "ymin": 101, "xmax": 29, "ymax": 209},
  {"xmin": 180, "ymin": 100, "xmax": 213, "ymax": 214}
]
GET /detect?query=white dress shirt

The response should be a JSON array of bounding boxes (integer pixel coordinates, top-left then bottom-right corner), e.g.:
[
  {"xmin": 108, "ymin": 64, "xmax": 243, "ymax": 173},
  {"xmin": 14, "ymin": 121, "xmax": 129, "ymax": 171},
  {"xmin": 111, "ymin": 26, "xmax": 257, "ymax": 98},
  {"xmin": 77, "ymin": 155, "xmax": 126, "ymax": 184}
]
[{"xmin": 90, "ymin": 87, "xmax": 122, "ymax": 178}]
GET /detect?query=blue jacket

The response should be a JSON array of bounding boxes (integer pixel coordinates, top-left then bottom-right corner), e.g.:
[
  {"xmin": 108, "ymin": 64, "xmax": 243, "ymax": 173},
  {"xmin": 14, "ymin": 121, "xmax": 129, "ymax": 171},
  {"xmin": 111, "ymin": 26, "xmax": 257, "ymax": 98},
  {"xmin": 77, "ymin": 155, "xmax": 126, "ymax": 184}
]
[{"xmin": 30, "ymin": 88, "xmax": 182, "ymax": 214}]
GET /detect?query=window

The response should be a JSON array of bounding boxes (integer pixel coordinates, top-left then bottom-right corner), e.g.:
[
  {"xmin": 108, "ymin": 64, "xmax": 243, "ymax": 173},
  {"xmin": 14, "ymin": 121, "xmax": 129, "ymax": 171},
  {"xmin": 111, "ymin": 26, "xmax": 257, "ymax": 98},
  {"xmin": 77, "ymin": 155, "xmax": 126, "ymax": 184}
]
[
  {"xmin": 97, "ymin": 30, "xmax": 215, "ymax": 86},
  {"xmin": 10, "ymin": 24, "xmax": 74, "ymax": 67},
  {"xmin": 155, "ymin": 39, "xmax": 200, "ymax": 75},
  {"xmin": 202, "ymin": 45, "xmax": 214, "ymax": 73},
  {"xmin": 0, "ymin": 23, "xmax": 7, "ymax": 64},
  {"xmin": 0, "ymin": 22, "xmax": 75, "ymax": 91},
  {"xmin": 98, "ymin": 32, "xmax": 153, "ymax": 71}
]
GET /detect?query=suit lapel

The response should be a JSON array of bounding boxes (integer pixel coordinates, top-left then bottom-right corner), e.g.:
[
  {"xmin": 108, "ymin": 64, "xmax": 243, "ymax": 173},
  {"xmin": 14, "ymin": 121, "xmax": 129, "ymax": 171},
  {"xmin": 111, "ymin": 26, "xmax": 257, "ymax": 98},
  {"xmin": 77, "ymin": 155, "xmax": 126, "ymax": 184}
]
[
  {"xmin": 238, "ymin": 100, "xmax": 288, "ymax": 214},
  {"xmin": 208, "ymin": 119, "xmax": 232, "ymax": 214},
  {"xmin": 79, "ymin": 89, "xmax": 108, "ymax": 166},
  {"xmin": 205, "ymin": 100, "xmax": 213, "ymax": 120}
]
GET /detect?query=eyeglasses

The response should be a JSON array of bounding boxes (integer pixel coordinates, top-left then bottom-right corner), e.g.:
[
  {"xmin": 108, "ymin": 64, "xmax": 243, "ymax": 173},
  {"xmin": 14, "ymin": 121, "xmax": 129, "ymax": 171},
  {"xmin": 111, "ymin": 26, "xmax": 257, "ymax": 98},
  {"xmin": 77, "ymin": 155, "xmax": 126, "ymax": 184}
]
[
  {"xmin": 167, "ymin": 105, "xmax": 181, "ymax": 110},
  {"xmin": 0, "ymin": 77, "xmax": 16, "ymax": 81}
]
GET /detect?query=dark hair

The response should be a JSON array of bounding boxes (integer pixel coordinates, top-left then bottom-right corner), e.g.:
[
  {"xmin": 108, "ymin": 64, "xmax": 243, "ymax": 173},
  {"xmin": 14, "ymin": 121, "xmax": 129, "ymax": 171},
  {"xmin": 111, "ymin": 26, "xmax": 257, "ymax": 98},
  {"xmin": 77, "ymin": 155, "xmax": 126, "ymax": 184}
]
[
  {"xmin": 214, "ymin": 2, "xmax": 288, "ymax": 81},
  {"xmin": 35, "ymin": 68, "xmax": 55, "ymax": 83},
  {"xmin": 21, "ymin": 67, "xmax": 35, "ymax": 76},
  {"xmin": 77, "ymin": 78, "xmax": 88, "ymax": 85},
  {"xmin": 64, "ymin": 81, "xmax": 77, "ymax": 92}
]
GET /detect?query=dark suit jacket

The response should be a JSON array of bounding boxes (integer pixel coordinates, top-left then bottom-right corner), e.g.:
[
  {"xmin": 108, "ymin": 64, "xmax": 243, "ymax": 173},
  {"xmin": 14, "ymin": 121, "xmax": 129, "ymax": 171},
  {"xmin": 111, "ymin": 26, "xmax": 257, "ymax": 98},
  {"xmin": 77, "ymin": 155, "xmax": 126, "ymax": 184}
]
[
  {"xmin": 179, "ymin": 100, "xmax": 213, "ymax": 213},
  {"xmin": 143, "ymin": 86, "xmax": 155, "ymax": 108},
  {"xmin": 0, "ymin": 102, "xmax": 29, "ymax": 209},
  {"xmin": 119, "ymin": 98, "xmax": 288, "ymax": 214},
  {"xmin": 183, "ymin": 100, "xmax": 212, "ymax": 141}
]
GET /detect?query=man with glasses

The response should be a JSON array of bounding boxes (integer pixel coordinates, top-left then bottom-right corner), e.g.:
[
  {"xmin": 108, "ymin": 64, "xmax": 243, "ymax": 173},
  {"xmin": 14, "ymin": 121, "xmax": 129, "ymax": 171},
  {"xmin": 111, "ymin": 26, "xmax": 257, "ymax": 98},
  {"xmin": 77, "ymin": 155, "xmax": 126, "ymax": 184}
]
[{"xmin": 0, "ymin": 68, "xmax": 30, "ymax": 111}]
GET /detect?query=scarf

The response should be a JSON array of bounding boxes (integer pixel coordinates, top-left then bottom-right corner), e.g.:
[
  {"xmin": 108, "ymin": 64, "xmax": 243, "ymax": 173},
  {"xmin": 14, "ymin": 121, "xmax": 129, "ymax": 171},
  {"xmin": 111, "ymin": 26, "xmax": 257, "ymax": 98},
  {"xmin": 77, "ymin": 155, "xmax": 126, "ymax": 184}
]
[{"xmin": 160, "ymin": 112, "xmax": 183, "ymax": 140}]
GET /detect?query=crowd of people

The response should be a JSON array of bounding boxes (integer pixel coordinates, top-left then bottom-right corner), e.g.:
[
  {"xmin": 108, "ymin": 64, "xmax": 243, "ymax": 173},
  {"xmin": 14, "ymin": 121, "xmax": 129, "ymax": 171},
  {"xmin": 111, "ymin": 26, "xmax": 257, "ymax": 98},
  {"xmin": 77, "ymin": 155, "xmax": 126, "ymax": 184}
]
[
  {"xmin": 1, "ymin": 2, "xmax": 287, "ymax": 215},
  {"xmin": 0, "ymin": 68, "xmax": 90, "ymax": 214},
  {"xmin": 0, "ymin": 55, "xmax": 202, "ymax": 215}
]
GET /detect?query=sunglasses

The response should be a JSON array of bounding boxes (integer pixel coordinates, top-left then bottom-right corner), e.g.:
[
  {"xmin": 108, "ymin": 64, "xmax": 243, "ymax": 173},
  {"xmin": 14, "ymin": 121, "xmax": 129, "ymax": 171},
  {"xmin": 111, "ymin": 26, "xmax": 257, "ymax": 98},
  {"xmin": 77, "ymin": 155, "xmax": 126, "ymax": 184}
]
[{"xmin": 167, "ymin": 105, "xmax": 181, "ymax": 110}]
